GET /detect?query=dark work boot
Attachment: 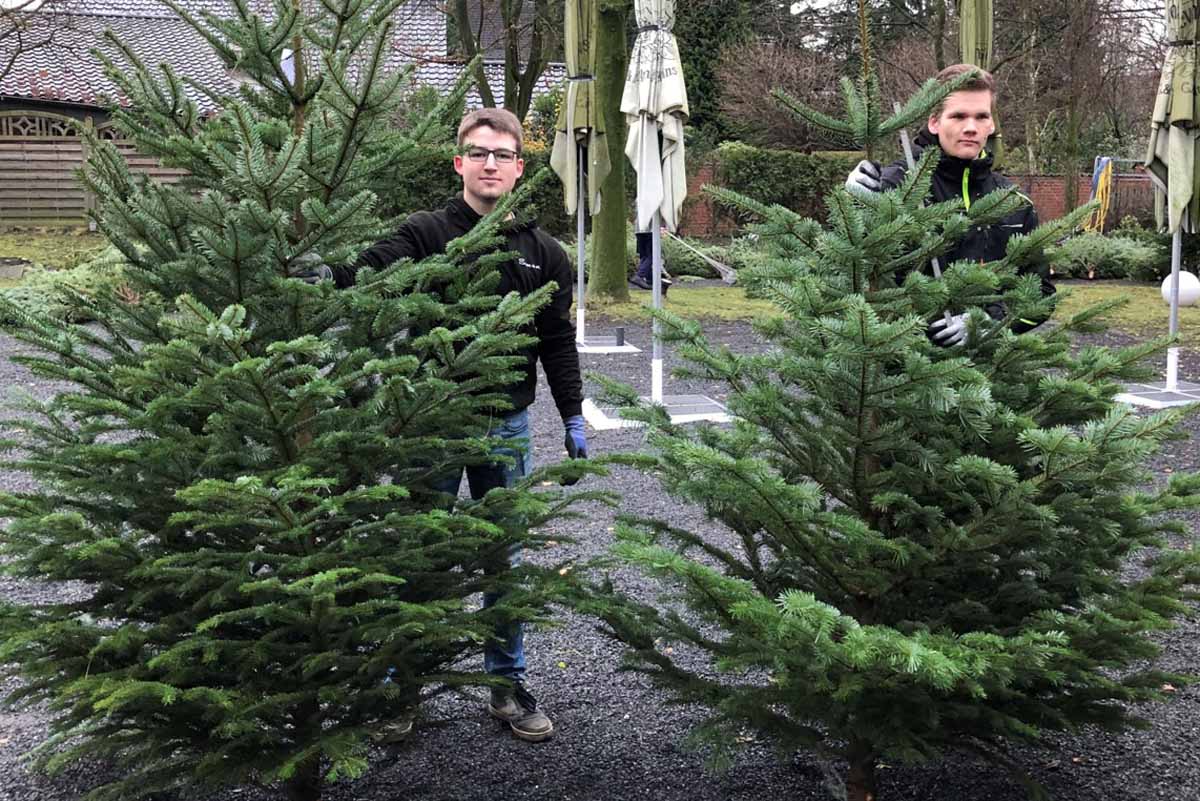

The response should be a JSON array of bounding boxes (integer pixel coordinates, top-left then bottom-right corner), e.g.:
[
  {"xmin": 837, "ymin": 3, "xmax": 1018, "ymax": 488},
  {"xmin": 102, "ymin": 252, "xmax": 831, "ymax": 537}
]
[{"xmin": 488, "ymin": 683, "xmax": 554, "ymax": 742}]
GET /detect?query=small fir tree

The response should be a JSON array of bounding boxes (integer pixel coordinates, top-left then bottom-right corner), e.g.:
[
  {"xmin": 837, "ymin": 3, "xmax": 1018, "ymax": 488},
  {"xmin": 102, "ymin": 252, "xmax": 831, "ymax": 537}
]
[
  {"xmin": 580, "ymin": 5, "xmax": 1200, "ymax": 800},
  {"xmin": 0, "ymin": 2, "xmax": 583, "ymax": 800}
]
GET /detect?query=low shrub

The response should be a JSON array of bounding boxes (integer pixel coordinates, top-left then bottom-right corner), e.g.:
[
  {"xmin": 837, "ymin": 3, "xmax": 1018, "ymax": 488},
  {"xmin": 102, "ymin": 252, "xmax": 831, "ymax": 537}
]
[
  {"xmin": 0, "ymin": 247, "xmax": 135, "ymax": 323},
  {"xmin": 1046, "ymin": 232, "xmax": 1162, "ymax": 280},
  {"xmin": 562, "ymin": 231, "xmax": 738, "ymax": 282},
  {"xmin": 1111, "ymin": 215, "xmax": 1185, "ymax": 282}
]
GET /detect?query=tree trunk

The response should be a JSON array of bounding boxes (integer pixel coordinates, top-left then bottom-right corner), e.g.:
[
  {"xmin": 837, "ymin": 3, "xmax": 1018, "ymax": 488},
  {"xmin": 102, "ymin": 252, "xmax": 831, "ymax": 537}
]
[
  {"xmin": 846, "ymin": 745, "xmax": 879, "ymax": 801},
  {"xmin": 933, "ymin": 1, "xmax": 947, "ymax": 71},
  {"xmin": 284, "ymin": 756, "xmax": 321, "ymax": 801},
  {"xmin": 283, "ymin": 695, "xmax": 322, "ymax": 801},
  {"xmin": 1063, "ymin": 100, "xmax": 1082, "ymax": 212},
  {"xmin": 590, "ymin": 0, "xmax": 630, "ymax": 301},
  {"xmin": 453, "ymin": 0, "xmax": 497, "ymax": 107}
]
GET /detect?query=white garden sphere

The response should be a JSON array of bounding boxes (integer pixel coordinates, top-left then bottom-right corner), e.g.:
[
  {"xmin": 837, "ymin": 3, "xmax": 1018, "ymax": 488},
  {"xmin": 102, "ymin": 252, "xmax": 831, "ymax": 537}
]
[{"xmin": 1161, "ymin": 271, "xmax": 1200, "ymax": 306}]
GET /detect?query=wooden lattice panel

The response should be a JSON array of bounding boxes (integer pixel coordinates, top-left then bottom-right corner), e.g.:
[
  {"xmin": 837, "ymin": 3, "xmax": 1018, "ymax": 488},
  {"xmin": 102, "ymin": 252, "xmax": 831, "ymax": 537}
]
[{"xmin": 0, "ymin": 113, "xmax": 81, "ymax": 139}]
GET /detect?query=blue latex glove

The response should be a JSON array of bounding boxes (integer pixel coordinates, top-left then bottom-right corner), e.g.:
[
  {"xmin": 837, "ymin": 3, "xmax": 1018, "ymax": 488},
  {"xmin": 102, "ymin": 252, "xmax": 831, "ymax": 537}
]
[
  {"xmin": 564, "ymin": 415, "xmax": 588, "ymax": 459},
  {"xmin": 562, "ymin": 415, "xmax": 588, "ymax": 486}
]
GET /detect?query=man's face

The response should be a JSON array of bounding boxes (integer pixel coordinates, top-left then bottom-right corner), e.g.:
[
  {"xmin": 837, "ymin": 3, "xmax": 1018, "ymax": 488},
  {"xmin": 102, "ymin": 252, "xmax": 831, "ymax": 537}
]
[
  {"xmin": 454, "ymin": 125, "xmax": 524, "ymax": 213},
  {"xmin": 928, "ymin": 89, "xmax": 995, "ymax": 161}
]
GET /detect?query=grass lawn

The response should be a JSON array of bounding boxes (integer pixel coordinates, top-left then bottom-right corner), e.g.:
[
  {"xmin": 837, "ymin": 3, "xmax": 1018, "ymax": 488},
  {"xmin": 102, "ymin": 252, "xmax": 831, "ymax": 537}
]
[
  {"xmin": 1056, "ymin": 281, "xmax": 1200, "ymax": 347},
  {"xmin": 0, "ymin": 230, "xmax": 107, "ymax": 272},
  {"xmin": 579, "ymin": 284, "xmax": 777, "ymax": 321}
]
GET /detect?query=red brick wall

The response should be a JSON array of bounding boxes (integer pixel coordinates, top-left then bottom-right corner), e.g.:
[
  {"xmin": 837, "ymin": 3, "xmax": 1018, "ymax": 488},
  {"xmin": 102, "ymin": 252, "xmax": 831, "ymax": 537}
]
[
  {"xmin": 678, "ymin": 160, "xmax": 736, "ymax": 239},
  {"xmin": 1006, "ymin": 173, "xmax": 1154, "ymax": 228},
  {"xmin": 678, "ymin": 167, "xmax": 1155, "ymax": 239}
]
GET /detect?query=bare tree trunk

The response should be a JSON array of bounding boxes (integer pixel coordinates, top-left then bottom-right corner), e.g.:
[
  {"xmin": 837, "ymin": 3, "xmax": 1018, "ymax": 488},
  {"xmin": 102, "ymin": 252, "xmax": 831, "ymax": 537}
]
[
  {"xmin": 933, "ymin": 0, "xmax": 947, "ymax": 70},
  {"xmin": 590, "ymin": 0, "xmax": 631, "ymax": 301},
  {"xmin": 511, "ymin": 0, "xmax": 552, "ymax": 120},
  {"xmin": 1022, "ymin": 2, "xmax": 1040, "ymax": 175},
  {"xmin": 453, "ymin": 0, "xmax": 497, "ymax": 107}
]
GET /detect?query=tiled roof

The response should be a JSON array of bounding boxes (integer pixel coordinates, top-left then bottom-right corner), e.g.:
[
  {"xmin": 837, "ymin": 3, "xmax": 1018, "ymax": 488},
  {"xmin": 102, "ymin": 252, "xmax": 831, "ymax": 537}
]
[
  {"xmin": 0, "ymin": 2, "xmax": 561, "ymax": 114},
  {"xmin": 0, "ymin": 12, "xmax": 242, "ymax": 112},
  {"xmin": 413, "ymin": 60, "xmax": 566, "ymax": 109}
]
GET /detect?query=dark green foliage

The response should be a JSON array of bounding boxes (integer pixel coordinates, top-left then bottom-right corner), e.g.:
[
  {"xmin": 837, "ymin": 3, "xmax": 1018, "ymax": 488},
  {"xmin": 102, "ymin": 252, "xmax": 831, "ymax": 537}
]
[
  {"xmin": 0, "ymin": 3, "xmax": 587, "ymax": 800},
  {"xmin": 581, "ymin": 20, "xmax": 1200, "ymax": 801},
  {"xmin": 672, "ymin": 0, "xmax": 758, "ymax": 141},
  {"xmin": 1111, "ymin": 216, "xmax": 1188, "ymax": 283},
  {"xmin": 0, "ymin": 247, "xmax": 135, "ymax": 323},
  {"xmin": 1047, "ymin": 232, "xmax": 1163, "ymax": 280},
  {"xmin": 710, "ymin": 143, "xmax": 865, "ymax": 226}
]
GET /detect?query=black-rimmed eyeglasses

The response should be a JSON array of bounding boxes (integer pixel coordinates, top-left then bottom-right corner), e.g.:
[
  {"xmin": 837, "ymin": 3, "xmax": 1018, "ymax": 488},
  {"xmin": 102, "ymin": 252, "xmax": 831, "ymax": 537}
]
[{"xmin": 465, "ymin": 147, "xmax": 519, "ymax": 164}]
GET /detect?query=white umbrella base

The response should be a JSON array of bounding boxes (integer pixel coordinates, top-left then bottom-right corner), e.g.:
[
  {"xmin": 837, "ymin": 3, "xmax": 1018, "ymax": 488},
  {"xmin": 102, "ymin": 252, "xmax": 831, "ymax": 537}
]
[
  {"xmin": 1115, "ymin": 378, "xmax": 1200, "ymax": 409},
  {"xmin": 581, "ymin": 395, "xmax": 732, "ymax": 431},
  {"xmin": 576, "ymin": 336, "xmax": 642, "ymax": 354}
]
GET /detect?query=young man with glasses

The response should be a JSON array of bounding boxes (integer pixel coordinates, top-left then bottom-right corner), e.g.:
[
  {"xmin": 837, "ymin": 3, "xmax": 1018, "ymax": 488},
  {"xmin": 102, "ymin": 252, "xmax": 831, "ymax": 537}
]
[{"xmin": 332, "ymin": 108, "xmax": 586, "ymax": 743}]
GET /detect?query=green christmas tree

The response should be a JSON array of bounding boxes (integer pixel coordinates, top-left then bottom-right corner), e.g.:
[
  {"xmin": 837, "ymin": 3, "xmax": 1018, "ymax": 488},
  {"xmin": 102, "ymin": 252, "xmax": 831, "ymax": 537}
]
[
  {"xmin": 580, "ymin": 6, "xmax": 1200, "ymax": 801},
  {"xmin": 0, "ymin": 3, "xmax": 581, "ymax": 800}
]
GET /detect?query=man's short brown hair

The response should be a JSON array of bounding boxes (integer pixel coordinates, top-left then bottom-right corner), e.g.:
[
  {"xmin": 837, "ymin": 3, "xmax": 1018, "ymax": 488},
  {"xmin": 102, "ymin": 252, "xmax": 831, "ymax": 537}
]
[
  {"xmin": 457, "ymin": 108, "xmax": 524, "ymax": 154},
  {"xmin": 931, "ymin": 64, "xmax": 996, "ymax": 115}
]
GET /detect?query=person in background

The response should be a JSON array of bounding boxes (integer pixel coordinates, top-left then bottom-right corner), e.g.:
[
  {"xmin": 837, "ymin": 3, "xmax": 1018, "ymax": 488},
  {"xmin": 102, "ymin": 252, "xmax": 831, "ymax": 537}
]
[{"xmin": 845, "ymin": 64, "xmax": 1053, "ymax": 346}]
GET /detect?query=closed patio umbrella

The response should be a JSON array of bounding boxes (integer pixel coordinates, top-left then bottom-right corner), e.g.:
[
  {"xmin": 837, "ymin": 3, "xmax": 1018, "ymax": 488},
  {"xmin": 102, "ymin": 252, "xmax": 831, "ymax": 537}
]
[
  {"xmin": 621, "ymin": 0, "xmax": 688, "ymax": 402},
  {"xmin": 958, "ymin": 0, "xmax": 993, "ymax": 71},
  {"xmin": 1145, "ymin": 0, "xmax": 1200, "ymax": 391},
  {"xmin": 550, "ymin": 0, "xmax": 611, "ymax": 346}
]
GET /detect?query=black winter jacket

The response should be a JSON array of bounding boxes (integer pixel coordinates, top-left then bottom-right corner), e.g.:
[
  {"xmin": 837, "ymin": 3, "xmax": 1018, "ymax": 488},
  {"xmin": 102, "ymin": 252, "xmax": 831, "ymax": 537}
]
[
  {"xmin": 334, "ymin": 196, "xmax": 583, "ymax": 420},
  {"xmin": 879, "ymin": 129, "xmax": 1054, "ymax": 333}
]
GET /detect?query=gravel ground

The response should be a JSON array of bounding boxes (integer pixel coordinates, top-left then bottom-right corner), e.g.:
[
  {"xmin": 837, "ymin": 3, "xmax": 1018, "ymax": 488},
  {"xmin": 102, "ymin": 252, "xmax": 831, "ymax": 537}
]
[{"xmin": 2, "ymin": 309, "xmax": 1198, "ymax": 801}]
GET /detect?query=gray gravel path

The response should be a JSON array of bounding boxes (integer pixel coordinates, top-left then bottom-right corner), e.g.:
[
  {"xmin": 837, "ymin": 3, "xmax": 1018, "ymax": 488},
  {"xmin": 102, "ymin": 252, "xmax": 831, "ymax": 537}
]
[{"xmin": 2, "ymin": 313, "xmax": 1198, "ymax": 801}]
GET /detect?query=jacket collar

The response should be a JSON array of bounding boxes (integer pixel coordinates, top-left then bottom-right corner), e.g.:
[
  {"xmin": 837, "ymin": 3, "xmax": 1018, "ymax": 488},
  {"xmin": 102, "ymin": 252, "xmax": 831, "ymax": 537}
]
[
  {"xmin": 913, "ymin": 127, "xmax": 993, "ymax": 182},
  {"xmin": 445, "ymin": 194, "xmax": 537, "ymax": 233}
]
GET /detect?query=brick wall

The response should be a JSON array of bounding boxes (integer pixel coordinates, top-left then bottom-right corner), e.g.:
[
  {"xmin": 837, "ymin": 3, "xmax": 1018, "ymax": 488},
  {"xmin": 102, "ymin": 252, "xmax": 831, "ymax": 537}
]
[
  {"xmin": 678, "ymin": 166, "xmax": 1155, "ymax": 239},
  {"xmin": 1007, "ymin": 173, "xmax": 1155, "ymax": 228},
  {"xmin": 678, "ymin": 160, "xmax": 736, "ymax": 239}
]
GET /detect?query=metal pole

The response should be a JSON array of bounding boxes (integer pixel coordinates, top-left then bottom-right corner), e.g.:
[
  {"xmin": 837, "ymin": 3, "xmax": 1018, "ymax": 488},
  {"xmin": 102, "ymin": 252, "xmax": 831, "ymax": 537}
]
[
  {"xmin": 894, "ymin": 102, "xmax": 952, "ymax": 326},
  {"xmin": 1168, "ymin": 228, "xmax": 1182, "ymax": 390},
  {"xmin": 652, "ymin": 212, "xmax": 663, "ymax": 403},
  {"xmin": 576, "ymin": 142, "xmax": 587, "ymax": 345}
]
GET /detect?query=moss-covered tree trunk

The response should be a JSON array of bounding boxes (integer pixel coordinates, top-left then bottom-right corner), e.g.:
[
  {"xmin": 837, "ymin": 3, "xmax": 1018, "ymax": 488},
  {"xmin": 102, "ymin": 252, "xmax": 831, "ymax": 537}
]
[{"xmin": 591, "ymin": 0, "xmax": 630, "ymax": 301}]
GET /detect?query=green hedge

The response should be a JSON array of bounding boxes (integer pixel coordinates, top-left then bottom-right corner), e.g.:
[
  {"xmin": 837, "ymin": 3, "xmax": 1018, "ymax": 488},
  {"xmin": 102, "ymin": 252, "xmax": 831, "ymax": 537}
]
[{"xmin": 709, "ymin": 142, "xmax": 862, "ymax": 223}]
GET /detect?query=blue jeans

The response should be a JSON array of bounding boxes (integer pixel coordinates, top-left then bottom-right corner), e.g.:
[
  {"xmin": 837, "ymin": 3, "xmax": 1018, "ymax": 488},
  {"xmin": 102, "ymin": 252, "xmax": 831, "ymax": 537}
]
[{"xmin": 430, "ymin": 408, "xmax": 532, "ymax": 682}]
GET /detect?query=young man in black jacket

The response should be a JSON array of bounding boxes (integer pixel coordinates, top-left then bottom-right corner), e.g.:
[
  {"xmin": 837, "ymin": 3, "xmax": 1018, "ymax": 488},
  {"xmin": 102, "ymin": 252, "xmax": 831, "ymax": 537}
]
[
  {"xmin": 334, "ymin": 108, "xmax": 585, "ymax": 743},
  {"xmin": 846, "ymin": 64, "xmax": 1054, "ymax": 346}
]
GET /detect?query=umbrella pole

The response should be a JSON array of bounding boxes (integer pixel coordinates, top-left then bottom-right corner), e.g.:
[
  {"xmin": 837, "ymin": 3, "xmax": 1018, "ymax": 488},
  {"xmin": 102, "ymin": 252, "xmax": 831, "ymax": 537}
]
[
  {"xmin": 576, "ymin": 143, "xmax": 587, "ymax": 345},
  {"xmin": 652, "ymin": 211, "xmax": 663, "ymax": 403},
  {"xmin": 1168, "ymin": 228, "xmax": 1182, "ymax": 391}
]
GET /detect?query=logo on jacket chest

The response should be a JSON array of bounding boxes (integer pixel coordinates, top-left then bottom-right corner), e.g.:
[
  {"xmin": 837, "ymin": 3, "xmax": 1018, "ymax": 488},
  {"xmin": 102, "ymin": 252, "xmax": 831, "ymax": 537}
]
[{"xmin": 517, "ymin": 257, "xmax": 542, "ymax": 272}]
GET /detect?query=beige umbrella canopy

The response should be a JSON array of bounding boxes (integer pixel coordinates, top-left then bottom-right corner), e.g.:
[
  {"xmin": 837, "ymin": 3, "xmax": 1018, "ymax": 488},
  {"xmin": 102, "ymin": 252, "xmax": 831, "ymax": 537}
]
[
  {"xmin": 550, "ymin": 0, "xmax": 611, "ymax": 216},
  {"xmin": 1146, "ymin": 0, "xmax": 1200, "ymax": 235},
  {"xmin": 1145, "ymin": 0, "xmax": 1200, "ymax": 392},
  {"xmin": 621, "ymin": 0, "xmax": 688, "ymax": 233}
]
